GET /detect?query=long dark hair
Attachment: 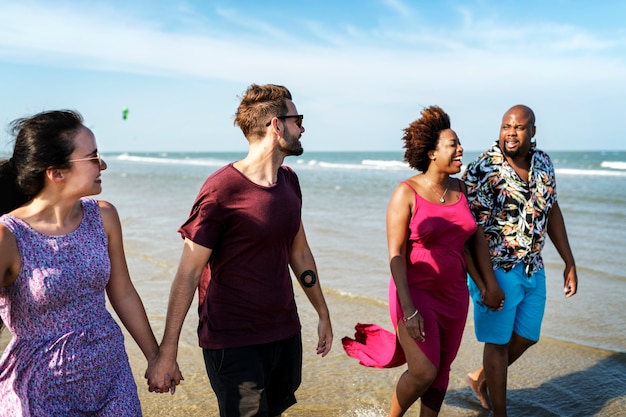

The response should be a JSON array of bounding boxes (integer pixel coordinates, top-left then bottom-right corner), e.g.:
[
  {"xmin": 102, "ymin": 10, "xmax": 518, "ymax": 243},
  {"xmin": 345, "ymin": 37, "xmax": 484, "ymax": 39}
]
[
  {"xmin": 0, "ymin": 110, "xmax": 84, "ymax": 331},
  {"xmin": 0, "ymin": 110, "xmax": 83, "ymax": 214}
]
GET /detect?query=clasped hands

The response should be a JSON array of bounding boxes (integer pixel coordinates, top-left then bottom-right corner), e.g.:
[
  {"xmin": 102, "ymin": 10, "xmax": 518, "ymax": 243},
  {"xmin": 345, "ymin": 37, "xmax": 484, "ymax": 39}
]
[
  {"xmin": 481, "ymin": 287, "xmax": 505, "ymax": 311},
  {"xmin": 145, "ymin": 354, "xmax": 184, "ymax": 395}
]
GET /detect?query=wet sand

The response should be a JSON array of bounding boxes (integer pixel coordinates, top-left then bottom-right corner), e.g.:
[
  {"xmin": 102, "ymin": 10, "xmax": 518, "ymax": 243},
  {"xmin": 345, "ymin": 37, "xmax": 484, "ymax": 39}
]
[
  {"xmin": 128, "ymin": 285, "xmax": 626, "ymax": 416},
  {"xmin": 2, "ymin": 284, "xmax": 625, "ymax": 416}
]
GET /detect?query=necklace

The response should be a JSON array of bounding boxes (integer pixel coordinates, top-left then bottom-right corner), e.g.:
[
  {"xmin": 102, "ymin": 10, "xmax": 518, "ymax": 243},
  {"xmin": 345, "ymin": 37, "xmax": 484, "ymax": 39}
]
[{"xmin": 424, "ymin": 176, "xmax": 449, "ymax": 203}]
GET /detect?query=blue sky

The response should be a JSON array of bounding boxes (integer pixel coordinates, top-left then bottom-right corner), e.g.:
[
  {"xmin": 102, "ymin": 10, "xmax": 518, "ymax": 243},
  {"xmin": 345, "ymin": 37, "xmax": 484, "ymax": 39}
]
[{"xmin": 1, "ymin": 0, "xmax": 625, "ymax": 152}]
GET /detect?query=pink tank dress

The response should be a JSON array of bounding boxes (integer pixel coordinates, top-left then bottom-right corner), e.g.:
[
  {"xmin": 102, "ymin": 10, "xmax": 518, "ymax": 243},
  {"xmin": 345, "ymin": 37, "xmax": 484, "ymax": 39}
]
[
  {"xmin": 0, "ymin": 198, "xmax": 141, "ymax": 416},
  {"xmin": 343, "ymin": 181, "xmax": 477, "ymax": 411}
]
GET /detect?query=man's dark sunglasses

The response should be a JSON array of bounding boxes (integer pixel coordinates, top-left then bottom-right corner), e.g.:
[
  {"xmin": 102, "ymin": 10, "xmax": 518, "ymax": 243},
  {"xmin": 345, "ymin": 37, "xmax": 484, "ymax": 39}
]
[{"xmin": 265, "ymin": 114, "xmax": 304, "ymax": 128}]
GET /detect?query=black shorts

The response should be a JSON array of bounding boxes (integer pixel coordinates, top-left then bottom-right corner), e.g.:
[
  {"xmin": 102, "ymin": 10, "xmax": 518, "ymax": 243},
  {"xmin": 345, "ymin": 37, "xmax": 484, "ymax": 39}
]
[{"xmin": 203, "ymin": 333, "xmax": 303, "ymax": 417}]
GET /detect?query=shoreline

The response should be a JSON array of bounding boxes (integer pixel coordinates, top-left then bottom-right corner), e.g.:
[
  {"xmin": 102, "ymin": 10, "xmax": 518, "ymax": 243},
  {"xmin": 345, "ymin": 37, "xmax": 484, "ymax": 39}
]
[
  {"xmin": 125, "ymin": 285, "xmax": 625, "ymax": 416},
  {"xmin": 1, "ymin": 284, "xmax": 624, "ymax": 416},
  {"xmin": 0, "ymin": 287, "xmax": 626, "ymax": 417}
]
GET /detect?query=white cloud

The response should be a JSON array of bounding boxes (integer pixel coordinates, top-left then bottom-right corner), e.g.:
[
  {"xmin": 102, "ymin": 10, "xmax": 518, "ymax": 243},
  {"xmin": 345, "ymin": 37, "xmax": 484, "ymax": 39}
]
[
  {"xmin": 3, "ymin": 2, "xmax": 622, "ymax": 86},
  {"xmin": 381, "ymin": 0, "xmax": 413, "ymax": 18},
  {"xmin": 1, "ymin": 1, "xmax": 625, "ymax": 151}
]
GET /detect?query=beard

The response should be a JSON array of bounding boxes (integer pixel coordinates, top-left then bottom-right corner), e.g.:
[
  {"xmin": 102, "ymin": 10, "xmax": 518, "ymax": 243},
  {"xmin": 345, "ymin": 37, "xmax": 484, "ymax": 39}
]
[
  {"xmin": 500, "ymin": 139, "xmax": 531, "ymax": 159},
  {"xmin": 279, "ymin": 131, "xmax": 303, "ymax": 156},
  {"xmin": 502, "ymin": 147, "xmax": 523, "ymax": 158}
]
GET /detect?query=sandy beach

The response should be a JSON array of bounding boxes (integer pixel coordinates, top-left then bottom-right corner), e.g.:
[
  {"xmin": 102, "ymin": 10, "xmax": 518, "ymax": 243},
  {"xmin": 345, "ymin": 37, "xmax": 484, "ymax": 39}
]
[
  {"xmin": 127, "ymin": 283, "xmax": 626, "ymax": 417},
  {"xmin": 2, "ymin": 283, "xmax": 624, "ymax": 416}
]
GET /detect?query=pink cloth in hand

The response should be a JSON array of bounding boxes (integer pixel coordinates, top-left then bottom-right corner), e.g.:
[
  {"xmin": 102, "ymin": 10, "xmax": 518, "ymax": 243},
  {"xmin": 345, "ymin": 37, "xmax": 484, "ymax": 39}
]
[{"xmin": 341, "ymin": 323, "xmax": 406, "ymax": 368}]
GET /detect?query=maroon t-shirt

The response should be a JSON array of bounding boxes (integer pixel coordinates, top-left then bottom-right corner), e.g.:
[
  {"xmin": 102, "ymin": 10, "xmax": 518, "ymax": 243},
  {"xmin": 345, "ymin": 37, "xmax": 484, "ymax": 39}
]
[{"xmin": 179, "ymin": 164, "xmax": 302, "ymax": 349}]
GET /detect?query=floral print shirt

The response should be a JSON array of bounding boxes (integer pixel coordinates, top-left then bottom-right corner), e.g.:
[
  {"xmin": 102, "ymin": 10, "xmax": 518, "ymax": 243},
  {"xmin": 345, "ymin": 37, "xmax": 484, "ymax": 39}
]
[{"xmin": 462, "ymin": 142, "xmax": 557, "ymax": 276}]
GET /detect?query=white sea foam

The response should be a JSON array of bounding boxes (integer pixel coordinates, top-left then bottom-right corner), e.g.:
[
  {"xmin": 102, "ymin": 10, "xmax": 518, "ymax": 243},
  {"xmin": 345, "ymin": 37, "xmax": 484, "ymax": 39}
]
[
  {"xmin": 556, "ymin": 167, "xmax": 626, "ymax": 177},
  {"xmin": 601, "ymin": 161, "xmax": 626, "ymax": 170},
  {"xmin": 362, "ymin": 159, "xmax": 409, "ymax": 169},
  {"xmin": 114, "ymin": 152, "xmax": 626, "ymax": 177},
  {"xmin": 297, "ymin": 158, "xmax": 410, "ymax": 171},
  {"xmin": 116, "ymin": 153, "xmax": 228, "ymax": 167}
]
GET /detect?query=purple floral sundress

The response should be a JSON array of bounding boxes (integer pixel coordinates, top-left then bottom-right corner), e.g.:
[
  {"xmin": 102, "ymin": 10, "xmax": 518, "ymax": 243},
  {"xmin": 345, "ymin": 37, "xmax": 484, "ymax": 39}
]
[{"xmin": 0, "ymin": 198, "xmax": 141, "ymax": 416}]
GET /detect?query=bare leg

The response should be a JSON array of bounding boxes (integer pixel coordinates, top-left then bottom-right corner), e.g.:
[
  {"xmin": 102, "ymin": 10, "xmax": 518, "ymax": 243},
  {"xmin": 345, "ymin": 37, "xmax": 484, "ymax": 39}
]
[
  {"xmin": 465, "ymin": 367, "xmax": 490, "ymax": 409},
  {"xmin": 482, "ymin": 334, "xmax": 537, "ymax": 417},
  {"xmin": 467, "ymin": 333, "xmax": 537, "ymax": 411},
  {"xmin": 419, "ymin": 403, "xmax": 439, "ymax": 417},
  {"xmin": 483, "ymin": 342, "xmax": 508, "ymax": 417},
  {"xmin": 387, "ymin": 323, "xmax": 437, "ymax": 417},
  {"xmin": 507, "ymin": 333, "xmax": 536, "ymax": 365}
]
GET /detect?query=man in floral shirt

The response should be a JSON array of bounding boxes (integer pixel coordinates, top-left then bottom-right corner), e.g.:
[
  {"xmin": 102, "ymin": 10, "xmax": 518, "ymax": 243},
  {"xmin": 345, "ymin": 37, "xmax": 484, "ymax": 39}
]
[{"xmin": 462, "ymin": 105, "xmax": 578, "ymax": 417}]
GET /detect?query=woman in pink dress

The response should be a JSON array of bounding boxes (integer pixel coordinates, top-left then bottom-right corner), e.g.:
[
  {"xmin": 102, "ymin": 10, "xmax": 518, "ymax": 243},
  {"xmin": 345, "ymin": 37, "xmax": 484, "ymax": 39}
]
[
  {"xmin": 343, "ymin": 106, "xmax": 503, "ymax": 416},
  {"xmin": 0, "ymin": 110, "xmax": 181, "ymax": 416}
]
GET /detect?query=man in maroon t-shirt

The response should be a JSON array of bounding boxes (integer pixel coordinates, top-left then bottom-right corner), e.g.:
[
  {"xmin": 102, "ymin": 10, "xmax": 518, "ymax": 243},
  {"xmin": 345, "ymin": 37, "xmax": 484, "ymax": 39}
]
[{"xmin": 146, "ymin": 83, "xmax": 333, "ymax": 417}]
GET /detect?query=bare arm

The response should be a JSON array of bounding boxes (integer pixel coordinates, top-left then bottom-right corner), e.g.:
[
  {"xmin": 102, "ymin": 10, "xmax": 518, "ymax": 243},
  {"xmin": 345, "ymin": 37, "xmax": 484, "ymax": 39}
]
[
  {"xmin": 289, "ymin": 222, "xmax": 333, "ymax": 357},
  {"xmin": 547, "ymin": 201, "xmax": 578, "ymax": 297},
  {"xmin": 464, "ymin": 226, "xmax": 504, "ymax": 310},
  {"xmin": 145, "ymin": 237, "xmax": 212, "ymax": 392},
  {"xmin": 458, "ymin": 177, "xmax": 504, "ymax": 309},
  {"xmin": 386, "ymin": 183, "xmax": 424, "ymax": 341},
  {"xmin": 0, "ymin": 224, "xmax": 20, "ymax": 288},
  {"xmin": 99, "ymin": 201, "xmax": 164, "ymax": 378}
]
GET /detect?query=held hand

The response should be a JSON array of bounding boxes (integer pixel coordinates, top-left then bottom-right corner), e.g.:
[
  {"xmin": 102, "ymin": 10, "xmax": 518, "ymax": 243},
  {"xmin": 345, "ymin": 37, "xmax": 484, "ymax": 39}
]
[
  {"xmin": 481, "ymin": 287, "xmax": 505, "ymax": 311},
  {"xmin": 404, "ymin": 310, "xmax": 425, "ymax": 342},
  {"xmin": 316, "ymin": 317, "xmax": 333, "ymax": 357},
  {"xmin": 145, "ymin": 352, "xmax": 184, "ymax": 395},
  {"xmin": 563, "ymin": 264, "xmax": 578, "ymax": 298},
  {"xmin": 168, "ymin": 363, "xmax": 184, "ymax": 394}
]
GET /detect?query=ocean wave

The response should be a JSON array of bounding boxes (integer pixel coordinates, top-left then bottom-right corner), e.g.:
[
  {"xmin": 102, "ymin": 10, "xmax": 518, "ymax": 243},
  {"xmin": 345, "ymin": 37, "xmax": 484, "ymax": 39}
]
[
  {"xmin": 111, "ymin": 153, "xmax": 626, "ymax": 176},
  {"xmin": 115, "ymin": 153, "xmax": 229, "ymax": 167},
  {"xmin": 556, "ymin": 167, "xmax": 626, "ymax": 177},
  {"xmin": 114, "ymin": 153, "xmax": 410, "ymax": 171},
  {"xmin": 601, "ymin": 161, "xmax": 626, "ymax": 170},
  {"xmin": 296, "ymin": 158, "xmax": 410, "ymax": 171}
]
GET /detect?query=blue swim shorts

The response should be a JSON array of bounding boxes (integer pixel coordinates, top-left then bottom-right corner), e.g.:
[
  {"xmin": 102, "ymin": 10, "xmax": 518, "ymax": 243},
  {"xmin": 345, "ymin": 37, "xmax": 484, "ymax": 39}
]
[{"xmin": 468, "ymin": 263, "xmax": 546, "ymax": 345}]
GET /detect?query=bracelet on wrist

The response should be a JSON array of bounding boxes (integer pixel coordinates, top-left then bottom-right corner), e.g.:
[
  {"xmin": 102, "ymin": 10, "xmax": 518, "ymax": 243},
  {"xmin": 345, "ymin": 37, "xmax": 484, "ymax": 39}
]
[{"xmin": 403, "ymin": 309, "xmax": 419, "ymax": 322}]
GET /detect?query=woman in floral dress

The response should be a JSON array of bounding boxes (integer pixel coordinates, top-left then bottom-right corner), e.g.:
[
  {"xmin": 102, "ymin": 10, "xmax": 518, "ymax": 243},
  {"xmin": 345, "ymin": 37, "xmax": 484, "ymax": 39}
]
[{"xmin": 0, "ymin": 110, "xmax": 180, "ymax": 416}]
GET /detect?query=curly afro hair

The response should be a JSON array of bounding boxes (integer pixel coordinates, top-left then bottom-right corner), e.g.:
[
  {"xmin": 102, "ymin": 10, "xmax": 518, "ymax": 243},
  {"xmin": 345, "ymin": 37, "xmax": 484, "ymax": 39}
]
[{"xmin": 402, "ymin": 106, "xmax": 451, "ymax": 172}]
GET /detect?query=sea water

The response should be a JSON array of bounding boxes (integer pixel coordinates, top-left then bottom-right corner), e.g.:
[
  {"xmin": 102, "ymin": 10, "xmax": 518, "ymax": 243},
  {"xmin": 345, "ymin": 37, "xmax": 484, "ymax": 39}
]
[{"xmin": 102, "ymin": 150, "xmax": 626, "ymax": 353}]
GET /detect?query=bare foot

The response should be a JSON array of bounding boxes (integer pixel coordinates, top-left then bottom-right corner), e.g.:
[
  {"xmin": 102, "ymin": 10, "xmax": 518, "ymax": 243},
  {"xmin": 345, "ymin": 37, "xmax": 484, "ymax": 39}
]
[{"xmin": 465, "ymin": 373, "xmax": 491, "ymax": 410}]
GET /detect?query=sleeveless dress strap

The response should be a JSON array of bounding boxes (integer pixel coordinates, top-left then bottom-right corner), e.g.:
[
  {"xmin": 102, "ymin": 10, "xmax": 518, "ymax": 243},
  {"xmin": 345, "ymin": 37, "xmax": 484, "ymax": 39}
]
[
  {"xmin": 400, "ymin": 180, "xmax": 421, "ymax": 219},
  {"xmin": 456, "ymin": 178, "xmax": 468, "ymax": 196},
  {"xmin": 404, "ymin": 178, "xmax": 467, "ymax": 198},
  {"xmin": 401, "ymin": 180, "xmax": 419, "ymax": 194}
]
